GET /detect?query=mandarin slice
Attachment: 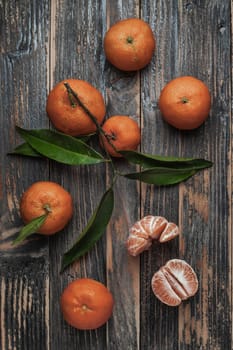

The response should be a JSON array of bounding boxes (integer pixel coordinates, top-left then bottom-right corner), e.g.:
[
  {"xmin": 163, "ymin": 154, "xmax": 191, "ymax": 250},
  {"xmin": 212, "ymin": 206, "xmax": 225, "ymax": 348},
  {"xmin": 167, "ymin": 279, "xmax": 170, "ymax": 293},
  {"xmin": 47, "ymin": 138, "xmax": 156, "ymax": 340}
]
[
  {"xmin": 140, "ymin": 215, "xmax": 168, "ymax": 240},
  {"xmin": 126, "ymin": 234, "xmax": 152, "ymax": 257},
  {"xmin": 129, "ymin": 220, "xmax": 151, "ymax": 240},
  {"xmin": 159, "ymin": 222, "xmax": 180, "ymax": 243},
  {"xmin": 151, "ymin": 270, "xmax": 182, "ymax": 306},
  {"xmin": 165, "ymin": 259, "xmax": 199, "ymax": 297}
]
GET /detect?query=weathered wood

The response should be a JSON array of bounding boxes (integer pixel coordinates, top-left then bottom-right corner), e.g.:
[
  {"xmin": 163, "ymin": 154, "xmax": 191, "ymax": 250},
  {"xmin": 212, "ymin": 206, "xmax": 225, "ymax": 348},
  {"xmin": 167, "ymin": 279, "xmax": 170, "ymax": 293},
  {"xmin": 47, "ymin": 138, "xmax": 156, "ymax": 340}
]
[
  {"xmin": 140, "ymin": 1, "xmax": 180, "ymax": 349},
  {"xmin": 104, "ymin": 1, "xmax": 141, "ymax": 349},
  {"xmin": 48, "ymin": 1, "xmax": 108, "ymax": 349},
  {"xmin": 105, "ymin": 0, "xmax": 140, "ymax": 350},
  {"xmin": 0, "ymin": 0, "xmax": 50, "ymax": 349},
  {"xmin": 140, "ymin": 0, "xmax": 232, "ymax": 349},
  {"xmin": 0, "ymin": 0, "xmax": 232, "ymax": 349},
  {"xmin": 177, "ymin": 1, "xmax": 232, "ymax": 349},
  {"xmin": 0, "ymin": 258, "xmax": 49, "ymax": 350}
]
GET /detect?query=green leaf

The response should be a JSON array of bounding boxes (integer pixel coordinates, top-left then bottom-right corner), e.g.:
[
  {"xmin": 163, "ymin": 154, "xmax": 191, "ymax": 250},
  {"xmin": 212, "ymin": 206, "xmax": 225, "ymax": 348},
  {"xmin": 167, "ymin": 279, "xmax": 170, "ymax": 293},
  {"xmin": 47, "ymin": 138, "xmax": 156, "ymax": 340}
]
[
  {"xmin": 15, "ymin": 126, "xmax": 106, "ymax": 165},
  {"xmin": 61, "ymin": 187, "xmax": 114, "ymax": 271},
  {"xmin": 9, "ymin": 133, "xmax": 95, "ymax": 158},
  {"xmin": 9, "ymin": 142, "xmax": 42, "ymax": 157},
  {"xmin": 12, "ymin": 214, "xmax": 48, "ymax": 245},
  {"xmin": 123, "ymin": 167, "xmax": 198, "ymax": 185},
  {"xmin": 120, "ymin": 150, "xmax": 213, "ymax": 170}
]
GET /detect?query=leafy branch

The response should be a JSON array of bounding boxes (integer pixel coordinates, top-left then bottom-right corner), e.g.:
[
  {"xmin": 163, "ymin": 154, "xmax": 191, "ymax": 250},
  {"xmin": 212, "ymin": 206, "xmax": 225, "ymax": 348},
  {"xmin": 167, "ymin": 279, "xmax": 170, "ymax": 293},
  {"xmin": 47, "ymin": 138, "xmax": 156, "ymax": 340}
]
[
  {"xmin": 12, "ymin": 127, "xmax": 106, "ymax": 165},
  {"xmin": 63, "ymin": 82, "xmax": 119, "ymax": 155},
  {"xmin": 9, "ymin": 83, "xmax": 213, "ymax": 269}
]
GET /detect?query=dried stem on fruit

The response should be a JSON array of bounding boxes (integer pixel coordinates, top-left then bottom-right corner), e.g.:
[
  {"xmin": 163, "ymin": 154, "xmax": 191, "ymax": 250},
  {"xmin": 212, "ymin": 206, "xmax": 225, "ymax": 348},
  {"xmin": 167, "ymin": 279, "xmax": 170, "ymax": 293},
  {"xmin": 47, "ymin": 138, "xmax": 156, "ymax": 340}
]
[{"xmin": 63, "ymin": 82, "xmax": 119, "ymax": 155}]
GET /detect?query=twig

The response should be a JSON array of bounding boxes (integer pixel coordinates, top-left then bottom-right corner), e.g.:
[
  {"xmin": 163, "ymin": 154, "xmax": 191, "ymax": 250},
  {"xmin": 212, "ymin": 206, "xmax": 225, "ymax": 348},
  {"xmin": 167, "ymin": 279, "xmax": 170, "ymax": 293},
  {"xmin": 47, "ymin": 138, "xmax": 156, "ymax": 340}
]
[
  {"xmin": 63, "ymin": 82, "xmax": 119, "ymax": 174},
  {"xmin": 64, "ymin": 82, "xmax": 119, "ymax": 154},
  {"xmin": 64, "ymin": 82, "xmax": 103, "ymax": 135}
]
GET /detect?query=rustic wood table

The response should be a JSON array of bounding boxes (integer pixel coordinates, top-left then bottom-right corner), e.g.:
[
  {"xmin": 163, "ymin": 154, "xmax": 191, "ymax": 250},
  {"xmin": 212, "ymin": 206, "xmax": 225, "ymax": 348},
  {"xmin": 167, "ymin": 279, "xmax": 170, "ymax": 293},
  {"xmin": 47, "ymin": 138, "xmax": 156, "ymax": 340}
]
[{"xmin": 0, "ymin": 1, "xmax": 232, "ymax": 349}]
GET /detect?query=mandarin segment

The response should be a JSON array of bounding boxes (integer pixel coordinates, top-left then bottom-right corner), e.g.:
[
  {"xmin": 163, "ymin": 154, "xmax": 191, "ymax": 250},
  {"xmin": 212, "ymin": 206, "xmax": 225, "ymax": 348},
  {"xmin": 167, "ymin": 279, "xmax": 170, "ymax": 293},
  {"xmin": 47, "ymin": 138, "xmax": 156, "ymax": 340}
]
[
  {"xmin": 151, "ymin": 259, "xmax": 198, "ymax": 306},
  {"xmin": 126, "ymin": 215, "xmax": 179, "ymax": 256},
  {"xmin": 60, "ymin": 278, "xmax": 114, "ymax": 330},
  {"xmin": 165, "ymin": 259, "xmax": 199, "ymax": 296},
  {"xmin": 126, "ymin": 234, "xmax": 152, "ymax": 257},
  {"xmin": 151, "ymin": 270, "xmax": 182, "ymax": 306},
  {"xmin": 161, "ymin": 266, "xmax": 189, "ymax": 300},
  {"xmin": 141, "ymin": 215, "xmax": 168, "ymax": 240},
  {"xmin": 129, "ymin": 220, "xmax": 150, "ymax": 240},
  {"xmin": 159, "ymin": 222, "xmax": 180, "ymax": 243}
]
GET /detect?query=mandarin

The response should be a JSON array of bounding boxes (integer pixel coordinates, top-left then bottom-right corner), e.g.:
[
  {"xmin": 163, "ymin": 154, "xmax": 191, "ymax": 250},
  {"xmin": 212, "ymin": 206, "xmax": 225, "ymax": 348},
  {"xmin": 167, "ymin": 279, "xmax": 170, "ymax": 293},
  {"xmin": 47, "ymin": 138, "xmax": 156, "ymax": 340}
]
[
  {"xmin": 99, "ymin": 115, "xmax": 141, "ymax": 157},
  {"xmin": 20, "ymin": 181, "xmax": 73, "ymax": 235},
  {"xmin": 46, "ymin": 79, "xmax": 106, "ymax": 136},
  {"xmin": 104, "ymin": 18, "xmax": 155, "ymax": 71},
  {"xmin": 60, "ymin": 278, "xmax": 114, "ymax": 330},
  {"xmin": 159, "ymin": 76, "xmax": 211, "ymax": 130}
]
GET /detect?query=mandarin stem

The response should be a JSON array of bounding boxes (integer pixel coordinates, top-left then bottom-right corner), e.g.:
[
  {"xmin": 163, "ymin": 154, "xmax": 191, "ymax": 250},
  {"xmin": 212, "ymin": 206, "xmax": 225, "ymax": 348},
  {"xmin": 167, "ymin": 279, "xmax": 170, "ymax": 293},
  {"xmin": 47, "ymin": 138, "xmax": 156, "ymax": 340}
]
[
  {"xmin": 181, "ymin": 97, "xmax": 189, "ymax": 104},
  {"xmin": 67, "ymin": 91, "xmax": 77, "ymax": 107},
  {"xmin": 63, "ymin": 82, "xmax": 104, "ymax": 135},
  {"xmin": 126, "ymin": 36, "xmax": 134, "ymax": 44},
  {"xmin": 43, "ymin": 203, "xmax": 52, "ymax": 213}
]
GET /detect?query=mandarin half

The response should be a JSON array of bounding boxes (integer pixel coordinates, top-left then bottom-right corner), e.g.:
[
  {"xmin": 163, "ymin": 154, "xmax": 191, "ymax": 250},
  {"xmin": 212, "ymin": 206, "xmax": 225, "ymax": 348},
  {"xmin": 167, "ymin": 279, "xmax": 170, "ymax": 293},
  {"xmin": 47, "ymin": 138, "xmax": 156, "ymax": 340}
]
[{"xmin": 151, "ymin": 259, "xmax": 198, "ymax": 306}]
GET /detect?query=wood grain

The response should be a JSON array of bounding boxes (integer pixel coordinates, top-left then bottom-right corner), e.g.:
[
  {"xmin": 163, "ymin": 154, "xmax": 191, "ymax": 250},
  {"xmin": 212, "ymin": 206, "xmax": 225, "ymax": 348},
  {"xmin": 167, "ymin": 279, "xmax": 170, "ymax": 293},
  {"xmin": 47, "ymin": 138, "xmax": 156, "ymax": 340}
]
[
  {"xmin": 176, "ymin": 2, "xmax": 232, "ymax": 349},
  {"xmin": 48, "ymin": 1, "xmax": 108, "ymax": 349},
  {"xmin": 105, "ymin": 1, "xmax": 141, "ymax": 349},
  {"xmin": 0, "ymin": 1, "xmax": 50, "ymax": 349},
  {"xmin": 0, "ymin": 0, "xmax": 232, "ymax": 349},
  {"xmin": 140, "ymin": 1, "xmax": 180, "ymax": 349},
  {"xmin": 0, "ymin": 258, "xmax": 49, "ymax": 350}
]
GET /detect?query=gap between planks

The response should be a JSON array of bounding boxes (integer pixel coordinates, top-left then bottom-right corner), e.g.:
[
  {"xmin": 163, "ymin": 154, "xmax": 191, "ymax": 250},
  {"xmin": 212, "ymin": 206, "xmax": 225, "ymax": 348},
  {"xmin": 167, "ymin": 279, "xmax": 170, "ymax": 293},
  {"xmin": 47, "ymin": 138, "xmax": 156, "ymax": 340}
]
[{"xmin": 45, "ymin": 0, "xmax": 58, "ymax": 349}]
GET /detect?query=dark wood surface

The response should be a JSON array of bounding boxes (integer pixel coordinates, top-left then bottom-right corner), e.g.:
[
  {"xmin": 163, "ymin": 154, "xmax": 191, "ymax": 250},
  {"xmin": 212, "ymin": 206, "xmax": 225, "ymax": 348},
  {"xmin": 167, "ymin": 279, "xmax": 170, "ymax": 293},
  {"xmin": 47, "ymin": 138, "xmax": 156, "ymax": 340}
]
[{"xmin": 0, "ymin": 1, "xmax": 232, "ymax": 349}]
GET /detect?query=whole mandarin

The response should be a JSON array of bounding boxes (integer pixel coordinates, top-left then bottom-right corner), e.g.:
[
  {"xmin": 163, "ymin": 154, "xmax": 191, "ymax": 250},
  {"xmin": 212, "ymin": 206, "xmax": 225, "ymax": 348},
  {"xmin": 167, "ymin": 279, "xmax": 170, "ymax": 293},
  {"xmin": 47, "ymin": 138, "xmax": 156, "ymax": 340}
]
[
  {"xmin": 100, "ymin": 115, "xmax": 141, "ymax": 157},
  {"xmin": 60, "ymin": 278, "xmax": 114, "ymax": 330},
  {"xmin": 46, "ymin": 79, "xmax": 106, "ymax": 136},
  {"xmin": 158, "ymin": 76, "xmax": 211, "ymax": 130},
  {"xmin": 20, "ymin": 181, "xmax": 73, "ymax": 235},
  {"xmin": 104, "ymin": 18, "xmax": 155, "ymax": 71}
]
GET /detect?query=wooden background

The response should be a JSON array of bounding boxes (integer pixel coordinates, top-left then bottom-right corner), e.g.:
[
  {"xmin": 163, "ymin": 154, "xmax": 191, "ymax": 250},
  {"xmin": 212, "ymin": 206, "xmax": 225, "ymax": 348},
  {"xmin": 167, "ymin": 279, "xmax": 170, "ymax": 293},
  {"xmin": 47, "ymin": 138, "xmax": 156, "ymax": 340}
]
[{"xmin": 0, "ymin": 0, "xmax": 232, "ymax": 349}]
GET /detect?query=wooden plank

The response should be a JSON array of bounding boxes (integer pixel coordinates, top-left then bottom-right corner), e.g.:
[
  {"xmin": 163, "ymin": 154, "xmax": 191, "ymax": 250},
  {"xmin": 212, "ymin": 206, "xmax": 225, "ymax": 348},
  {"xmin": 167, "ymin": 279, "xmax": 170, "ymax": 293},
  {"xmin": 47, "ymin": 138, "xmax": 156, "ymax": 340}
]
[
  {"xmin": 231, "ymin": 4, "xmax": 233, "ymax": 350},
  {"xmin": 104, "ymin": 1, "xmax": 141, "ymax": 349},
  {"xmin": 0, "ymin": 258, "xmax": 49, "ymax": 350},
  {"xmin": 48, "ymin": 1, "xmax": 108, "ymax": 349},
  {"xmin": 176, "ymin": 1, "xmax": 232, "ymax": 349},
  {"xmin": 0, "ymin": 0, "xmax": 50, "ymax": 349},
  {"xmin": 141, "ymin": 1, "xmax": 232, "ymax": 349},
  {"xmin": 140, "ymin": 1, "xmax": 181, "ymax": 349}
]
